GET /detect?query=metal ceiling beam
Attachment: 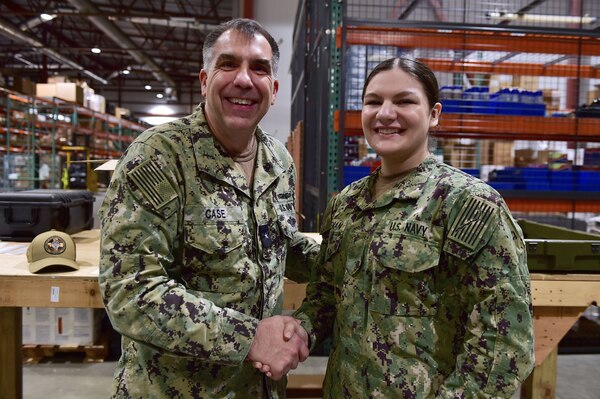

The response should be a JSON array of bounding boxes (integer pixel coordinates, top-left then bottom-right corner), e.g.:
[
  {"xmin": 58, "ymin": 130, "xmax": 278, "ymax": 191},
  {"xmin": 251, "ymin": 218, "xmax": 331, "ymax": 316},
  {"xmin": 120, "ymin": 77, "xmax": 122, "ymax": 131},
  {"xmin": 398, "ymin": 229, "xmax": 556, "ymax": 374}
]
[
  {"xmin": 65, "ymin": 0, "xmax": 177, "ymax": 94},
  {"xmin": 0, "ymin": 16, "xmax": 108, "ymax": 84}
]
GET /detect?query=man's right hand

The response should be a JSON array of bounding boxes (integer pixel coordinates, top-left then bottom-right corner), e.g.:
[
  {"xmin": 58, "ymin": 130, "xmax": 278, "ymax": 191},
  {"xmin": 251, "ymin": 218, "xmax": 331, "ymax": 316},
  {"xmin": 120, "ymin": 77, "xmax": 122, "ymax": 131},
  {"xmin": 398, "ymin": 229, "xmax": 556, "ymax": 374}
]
[{"xmin": 246, "ymin": 316, "xmax": 309, "ymax": 380}]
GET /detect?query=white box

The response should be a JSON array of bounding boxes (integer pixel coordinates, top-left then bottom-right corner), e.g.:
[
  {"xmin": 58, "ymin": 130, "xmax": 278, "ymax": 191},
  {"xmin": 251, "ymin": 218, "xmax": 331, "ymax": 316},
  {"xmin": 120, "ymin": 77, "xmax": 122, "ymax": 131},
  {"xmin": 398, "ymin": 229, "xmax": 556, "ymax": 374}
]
[
  {"xmin": 22, "ymin": 307, "xmax": 103, "ymax": 346},
  {"xmin": 89, "ymin": 93, "xmax": 106, "ymax": 113}
]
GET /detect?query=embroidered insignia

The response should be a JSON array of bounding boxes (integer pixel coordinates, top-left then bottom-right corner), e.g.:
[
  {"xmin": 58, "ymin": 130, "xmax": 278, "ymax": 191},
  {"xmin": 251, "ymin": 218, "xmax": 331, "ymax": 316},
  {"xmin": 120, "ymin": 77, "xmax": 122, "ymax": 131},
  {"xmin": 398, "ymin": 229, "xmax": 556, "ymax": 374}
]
[
  {"xmin": 128, "ymin": 159, "xmax": 177, "ymax": 210},
  {"xmin": 45, "ymin": 236, "xmax": 66, "ymax": 255},
  {"xmin": 448, "ymin": 196, "xmax": 497, "ymax": 250}
]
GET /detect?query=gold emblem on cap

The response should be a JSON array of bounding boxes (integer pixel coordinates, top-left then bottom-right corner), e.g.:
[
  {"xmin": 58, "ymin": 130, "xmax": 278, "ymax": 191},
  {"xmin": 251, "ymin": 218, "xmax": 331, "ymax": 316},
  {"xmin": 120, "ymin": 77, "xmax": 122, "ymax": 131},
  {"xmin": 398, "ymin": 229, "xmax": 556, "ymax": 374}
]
[{"xmin": 44, "ymin": 236, "xmax": 67, "ymax": 255}]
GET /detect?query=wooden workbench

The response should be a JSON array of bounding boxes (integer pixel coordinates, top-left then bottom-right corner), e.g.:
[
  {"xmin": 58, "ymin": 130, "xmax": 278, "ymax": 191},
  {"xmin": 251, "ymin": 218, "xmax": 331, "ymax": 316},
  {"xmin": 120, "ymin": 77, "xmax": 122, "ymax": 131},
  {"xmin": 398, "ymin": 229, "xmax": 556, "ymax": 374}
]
[{"xmin": 1, "ymin": 231, "xmax": 599, "ymax": 399}]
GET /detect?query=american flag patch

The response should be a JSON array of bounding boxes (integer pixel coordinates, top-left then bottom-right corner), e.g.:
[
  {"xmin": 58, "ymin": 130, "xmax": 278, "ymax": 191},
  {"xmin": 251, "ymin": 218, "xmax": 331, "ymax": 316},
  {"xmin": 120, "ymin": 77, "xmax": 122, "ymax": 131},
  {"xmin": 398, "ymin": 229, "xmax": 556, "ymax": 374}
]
[
  {"xmin": 448, "ymin": 196, "xmax": 497, "ymax": 250},
  {"xmin": 127, "ymin": 159, "xmax": 177, "ymax": 210}
]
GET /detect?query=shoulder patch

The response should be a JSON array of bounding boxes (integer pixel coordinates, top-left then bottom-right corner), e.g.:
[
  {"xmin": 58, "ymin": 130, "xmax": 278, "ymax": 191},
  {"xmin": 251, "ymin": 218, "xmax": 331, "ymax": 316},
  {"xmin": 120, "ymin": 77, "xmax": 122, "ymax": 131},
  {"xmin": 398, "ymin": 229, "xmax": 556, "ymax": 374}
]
[
  {"xmin": 448, "ymin": 196, "xmax": 498, "ymax": 250},
  {"xmin": 127, "ymin": 158, "xmax": 177, "ymax": 210}
]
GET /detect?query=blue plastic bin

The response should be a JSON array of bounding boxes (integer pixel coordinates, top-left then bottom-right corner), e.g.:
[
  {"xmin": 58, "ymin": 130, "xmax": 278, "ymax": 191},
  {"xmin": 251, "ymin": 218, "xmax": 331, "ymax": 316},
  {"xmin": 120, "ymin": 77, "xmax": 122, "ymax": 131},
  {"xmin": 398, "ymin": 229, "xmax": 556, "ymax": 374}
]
[
  {"xmin": 522, "ymin": 168, "xmax": 550, "ymax": 190},
  {"xmin": 550, "ymin": 170, "xmax": 577, "ymax": 191},
  {"xmin": 578, "ymin": 171, "xmax": 600, "ymax": 192}
]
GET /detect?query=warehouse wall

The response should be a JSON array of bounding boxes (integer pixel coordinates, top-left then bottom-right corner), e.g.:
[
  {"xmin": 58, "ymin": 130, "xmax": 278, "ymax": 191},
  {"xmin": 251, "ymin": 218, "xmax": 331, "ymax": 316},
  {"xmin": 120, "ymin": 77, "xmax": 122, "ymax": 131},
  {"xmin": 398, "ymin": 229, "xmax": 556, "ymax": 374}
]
[{"xmin": 255, "ymin": 0, "xmax": 299, "ymax": 144}]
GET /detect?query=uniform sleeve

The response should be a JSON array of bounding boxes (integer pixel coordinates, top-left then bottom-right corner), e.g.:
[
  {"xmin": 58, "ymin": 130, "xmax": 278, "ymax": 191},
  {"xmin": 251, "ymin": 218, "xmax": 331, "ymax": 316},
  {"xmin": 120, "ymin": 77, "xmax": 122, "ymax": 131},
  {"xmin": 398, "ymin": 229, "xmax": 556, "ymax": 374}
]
[
  {"xmin": 293, "ymin": 197, "xmax": 338, "ymax": 350},
  {"xmin": 98, "ymin": 141, "xmax": 257, "ymax": 366},
  {"xmin": 284, "ymin": 231, "xmax": 320, "ymax": 283},
  {"xmin": 438, "ymin": 192, "xmax": 535, "ymax": 398}
]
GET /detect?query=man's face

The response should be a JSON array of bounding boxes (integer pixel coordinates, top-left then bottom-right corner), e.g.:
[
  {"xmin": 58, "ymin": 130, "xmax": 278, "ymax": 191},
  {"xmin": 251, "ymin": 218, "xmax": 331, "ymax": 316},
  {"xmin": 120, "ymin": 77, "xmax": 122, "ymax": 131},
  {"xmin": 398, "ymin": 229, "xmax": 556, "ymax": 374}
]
[{"xmin": 200, "ymin": 29, "xmax": 279, "ymax": 141}]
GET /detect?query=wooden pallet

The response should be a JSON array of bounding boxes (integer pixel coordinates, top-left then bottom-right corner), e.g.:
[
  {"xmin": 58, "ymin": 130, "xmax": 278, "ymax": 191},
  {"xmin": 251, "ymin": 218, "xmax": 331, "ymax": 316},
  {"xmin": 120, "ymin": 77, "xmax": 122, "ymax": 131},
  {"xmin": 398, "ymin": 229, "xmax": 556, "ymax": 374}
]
[{"xmin": 22, "ymin": 333, "xmax": 109, "ymax": 364}]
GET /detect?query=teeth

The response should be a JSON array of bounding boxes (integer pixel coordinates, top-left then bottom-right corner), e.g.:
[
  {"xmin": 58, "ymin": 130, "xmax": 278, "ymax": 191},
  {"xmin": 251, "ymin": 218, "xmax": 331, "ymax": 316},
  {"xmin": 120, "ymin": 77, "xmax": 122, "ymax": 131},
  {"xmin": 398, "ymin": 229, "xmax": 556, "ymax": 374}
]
[
  {"xmin": 230, "ymin": 98, "xmax": 253, "ymax": 105},
  {"xmin": 378, "ymin": 128, "xmax": 399, "ymax": 134}
]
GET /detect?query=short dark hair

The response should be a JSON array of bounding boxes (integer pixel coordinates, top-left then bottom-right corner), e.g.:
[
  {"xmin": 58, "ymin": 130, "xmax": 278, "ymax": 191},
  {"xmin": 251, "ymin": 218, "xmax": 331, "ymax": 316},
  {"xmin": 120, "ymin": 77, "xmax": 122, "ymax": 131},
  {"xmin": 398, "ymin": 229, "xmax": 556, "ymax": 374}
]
[
  {"xmin": 361, "ymin": 57, "xmax": 440, "ymax": 108},
  {"xmin": 202, "ymin": 18, "xmax": 280, "ymax": 76}
]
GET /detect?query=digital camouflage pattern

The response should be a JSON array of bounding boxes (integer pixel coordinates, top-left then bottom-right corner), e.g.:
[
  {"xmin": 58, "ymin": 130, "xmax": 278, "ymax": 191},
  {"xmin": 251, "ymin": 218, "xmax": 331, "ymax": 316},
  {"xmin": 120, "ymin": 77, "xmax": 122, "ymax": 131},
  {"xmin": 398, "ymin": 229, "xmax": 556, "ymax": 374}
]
[
  {"xmin": 295, "ymin": 155, "xmax": 534, "ymax": 398},
  {"xmin": 99, "ymin": 104, "xmax": 318, "ymax": 399}
]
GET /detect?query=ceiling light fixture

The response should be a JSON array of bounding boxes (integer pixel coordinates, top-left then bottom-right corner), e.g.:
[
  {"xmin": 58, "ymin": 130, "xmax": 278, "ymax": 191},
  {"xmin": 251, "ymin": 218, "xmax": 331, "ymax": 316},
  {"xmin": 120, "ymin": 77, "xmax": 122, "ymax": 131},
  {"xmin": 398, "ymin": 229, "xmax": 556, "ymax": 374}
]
[
  {"xmin": 91, "ymin": 47, "xmax": 101, "ymax": 54},
  {"xmin": 40, "ymin": 14, "xmax": 56, "ymax": 22},
  {"xmin": 156, "ymin": 93, "xmax": 164, "ymax": 99},
  {"xmin": 122, "ymin": 69, "xmax": 130, "ymax": 75},
  {"xmin": 144, "ymin": 85, "xmax": 152, "ymax": 90},
  {"xmin": 486, "ymin": 11, "xmax": 597, "ymax": 24}
]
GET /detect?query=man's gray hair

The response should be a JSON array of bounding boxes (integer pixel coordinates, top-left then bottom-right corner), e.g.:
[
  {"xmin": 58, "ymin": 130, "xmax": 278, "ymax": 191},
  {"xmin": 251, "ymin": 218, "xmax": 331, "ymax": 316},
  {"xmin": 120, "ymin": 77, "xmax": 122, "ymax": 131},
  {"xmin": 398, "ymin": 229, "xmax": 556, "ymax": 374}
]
[{"xmin": 202, "ymin": 18, "xmax": 280, "ymax": 77}]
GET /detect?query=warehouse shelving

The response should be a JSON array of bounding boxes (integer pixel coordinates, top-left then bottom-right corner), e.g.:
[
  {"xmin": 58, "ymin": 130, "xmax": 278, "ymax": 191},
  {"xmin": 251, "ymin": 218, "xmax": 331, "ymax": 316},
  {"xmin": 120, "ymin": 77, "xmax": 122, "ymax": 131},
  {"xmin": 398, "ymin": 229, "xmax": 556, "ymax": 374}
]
[
  {"xmin": 0, "ymin": 88, "xmax": 147, "ymax": 191},
  {"xmin": 337, "ymin": 25, "xmax": 600, "ymax": 215},
  {"xmin": 292, "ymin": 0, "xmax": 600, "ymax": 230}
]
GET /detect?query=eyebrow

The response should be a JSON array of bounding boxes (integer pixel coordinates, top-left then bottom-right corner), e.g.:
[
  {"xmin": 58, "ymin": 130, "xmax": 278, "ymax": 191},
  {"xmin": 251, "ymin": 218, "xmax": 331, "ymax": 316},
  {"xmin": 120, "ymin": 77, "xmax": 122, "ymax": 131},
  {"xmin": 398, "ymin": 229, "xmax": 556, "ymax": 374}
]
[
  {"xmin": 364, "ymin": 89, "xmax": 420, "ymax": 98},
  {"xmin": 214, "ymin": 53, "xmax": 273, "ymax": 73}
]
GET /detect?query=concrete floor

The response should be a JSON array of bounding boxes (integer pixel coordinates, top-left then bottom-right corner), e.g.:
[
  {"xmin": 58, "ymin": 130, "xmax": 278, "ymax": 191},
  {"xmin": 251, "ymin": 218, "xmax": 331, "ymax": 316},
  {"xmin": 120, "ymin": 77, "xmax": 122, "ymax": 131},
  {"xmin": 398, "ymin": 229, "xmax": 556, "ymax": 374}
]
[{"xmin": 22, "ymin": 354, "xmax": 600, "ymax": 399}]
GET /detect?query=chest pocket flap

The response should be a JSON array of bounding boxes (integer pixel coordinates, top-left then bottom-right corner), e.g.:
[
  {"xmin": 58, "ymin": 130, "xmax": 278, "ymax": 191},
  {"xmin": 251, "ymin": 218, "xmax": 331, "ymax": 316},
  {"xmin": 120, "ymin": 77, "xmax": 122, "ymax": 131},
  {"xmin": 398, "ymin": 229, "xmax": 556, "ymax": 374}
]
[{"xmin": 370, "ymin": 233, "xmax": 440, "ymax": 316}]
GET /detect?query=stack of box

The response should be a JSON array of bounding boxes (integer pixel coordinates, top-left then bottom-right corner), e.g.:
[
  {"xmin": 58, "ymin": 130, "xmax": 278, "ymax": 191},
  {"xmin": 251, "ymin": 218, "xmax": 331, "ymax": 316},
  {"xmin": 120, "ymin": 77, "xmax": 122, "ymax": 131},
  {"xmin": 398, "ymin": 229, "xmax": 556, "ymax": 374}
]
[{"xmin": 22, "ymin": 307, "xmax": 103, "ymax": 346}]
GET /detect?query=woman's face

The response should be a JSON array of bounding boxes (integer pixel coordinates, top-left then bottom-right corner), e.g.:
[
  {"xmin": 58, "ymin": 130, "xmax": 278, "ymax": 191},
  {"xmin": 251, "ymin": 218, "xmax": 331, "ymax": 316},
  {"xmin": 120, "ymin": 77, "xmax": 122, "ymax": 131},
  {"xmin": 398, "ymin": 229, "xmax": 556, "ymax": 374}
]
[{"xmin": 361, "ymin": 67, "xmax": 441, "ymax": 167}]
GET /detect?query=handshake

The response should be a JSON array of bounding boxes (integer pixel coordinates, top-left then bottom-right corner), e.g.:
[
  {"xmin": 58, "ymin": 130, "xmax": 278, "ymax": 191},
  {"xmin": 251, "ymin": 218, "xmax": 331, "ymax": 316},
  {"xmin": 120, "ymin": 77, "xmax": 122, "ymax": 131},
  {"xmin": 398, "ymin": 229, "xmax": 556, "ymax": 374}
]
[{"xmin": 246, "ymin": 315, "xmax": 309, "ymax": 380}]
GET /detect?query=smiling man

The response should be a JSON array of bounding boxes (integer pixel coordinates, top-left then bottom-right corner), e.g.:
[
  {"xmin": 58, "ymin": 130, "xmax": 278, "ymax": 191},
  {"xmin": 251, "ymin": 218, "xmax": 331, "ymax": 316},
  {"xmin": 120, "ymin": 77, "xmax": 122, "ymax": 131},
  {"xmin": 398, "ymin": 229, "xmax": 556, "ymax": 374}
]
[{"xmin": 98, "ymin": 18, "xmax": 319, "ymax": 398}]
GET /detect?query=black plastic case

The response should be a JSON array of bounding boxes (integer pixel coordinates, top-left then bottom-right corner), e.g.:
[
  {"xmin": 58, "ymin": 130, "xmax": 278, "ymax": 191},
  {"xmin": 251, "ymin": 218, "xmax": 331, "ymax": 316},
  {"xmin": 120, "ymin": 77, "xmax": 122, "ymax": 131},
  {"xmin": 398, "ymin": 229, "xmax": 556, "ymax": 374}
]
[{"xmin": 0, "ymin": 189, "xmax": 95, "ymax": 241}]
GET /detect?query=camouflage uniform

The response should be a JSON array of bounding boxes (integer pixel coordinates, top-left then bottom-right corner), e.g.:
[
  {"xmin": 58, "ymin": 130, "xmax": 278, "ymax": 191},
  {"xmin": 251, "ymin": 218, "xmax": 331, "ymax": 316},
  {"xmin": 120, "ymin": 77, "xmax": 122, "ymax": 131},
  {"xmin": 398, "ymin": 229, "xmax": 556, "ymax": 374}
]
[
  {"xmin": 295, "ymin": 155, "xmax": 534, "ymax": 398},
  {"xmin": 99, "ymin": 104, "xmax": 318, "ymax": 398}
]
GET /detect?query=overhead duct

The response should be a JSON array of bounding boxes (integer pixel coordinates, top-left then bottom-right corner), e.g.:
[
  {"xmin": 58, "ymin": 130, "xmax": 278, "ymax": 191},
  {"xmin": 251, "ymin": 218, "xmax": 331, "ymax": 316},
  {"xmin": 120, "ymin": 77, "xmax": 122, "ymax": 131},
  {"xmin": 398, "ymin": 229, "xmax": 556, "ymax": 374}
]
[
  {"xmin": 111, "ymin": 16, "xmax": 218, "ymax": 32},
  {"xmin": 66, "ymin": 0, "xmax": 177, "ymax": 97},
  {"xmin": 0, "ymin": 16, "xmax": 108, "ymax": 84}
]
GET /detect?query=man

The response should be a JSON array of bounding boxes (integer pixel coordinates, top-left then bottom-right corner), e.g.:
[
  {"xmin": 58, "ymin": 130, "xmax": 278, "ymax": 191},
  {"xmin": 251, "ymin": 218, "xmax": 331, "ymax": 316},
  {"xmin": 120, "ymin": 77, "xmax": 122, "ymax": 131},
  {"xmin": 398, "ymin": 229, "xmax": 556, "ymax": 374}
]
[{"xmin": 99, "ymin": 18, "xmax": 318, "ymax": 398}]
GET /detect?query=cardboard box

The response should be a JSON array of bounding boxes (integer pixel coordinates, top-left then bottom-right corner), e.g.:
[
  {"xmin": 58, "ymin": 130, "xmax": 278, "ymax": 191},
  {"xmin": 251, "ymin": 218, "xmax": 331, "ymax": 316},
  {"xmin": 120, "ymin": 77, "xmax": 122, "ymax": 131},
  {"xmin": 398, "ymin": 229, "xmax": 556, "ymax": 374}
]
[
  {"xmin": 56, "ymin": 82, "xmax": 84, "ymax": 104},
  {"xmin": 442, "ymin": 142, "xmax": 477, "ymax": 169},
  {"xmin": 115, "ymin": 107, "xmax": 131, "ymax": 119},
  {"xmin": 36, "ymin": 83, "xmax": 84, "ymax": 105},
  {"xmin": 22, "ymin": 307, "xmax": 103, "ymax": 346},
  {"xmin": 481, "ymin": 141, "xmax": 514, "ymax": 166},
  {"xmin": 47, "ymin": 76, "xmax": 70, "ymax": 83},
  {"xmin": 514, "ymin": 149, "xmax": 535, "ymax": 167},
  {"xmin": 2, "ymin": 76, "xmax": 35, "ymax": 95}
]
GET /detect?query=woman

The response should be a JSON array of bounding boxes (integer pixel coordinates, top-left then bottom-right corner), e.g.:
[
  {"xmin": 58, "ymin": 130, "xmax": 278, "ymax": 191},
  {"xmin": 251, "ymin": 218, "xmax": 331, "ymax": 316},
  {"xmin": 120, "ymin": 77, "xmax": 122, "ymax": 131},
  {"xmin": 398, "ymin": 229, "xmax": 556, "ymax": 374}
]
[{"xmin": 291, "ymin": 57, "xmax": 534, "ymax": 398}]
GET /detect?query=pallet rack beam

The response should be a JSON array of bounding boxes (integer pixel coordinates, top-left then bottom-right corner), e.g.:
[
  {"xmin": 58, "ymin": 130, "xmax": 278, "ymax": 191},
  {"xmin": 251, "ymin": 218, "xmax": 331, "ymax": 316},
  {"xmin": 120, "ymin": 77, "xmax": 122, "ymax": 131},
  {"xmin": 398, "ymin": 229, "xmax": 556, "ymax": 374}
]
[
  {"xmin": 337, "ymin": 110, "xmax": 600, "ymax": 143},
  {"xmin": 340, "ymin": 26, "xmax": 600, "ymax": 57},
  {"xmin": 505, "ymin": 198, "xmax": 600, "ymax": 213}
]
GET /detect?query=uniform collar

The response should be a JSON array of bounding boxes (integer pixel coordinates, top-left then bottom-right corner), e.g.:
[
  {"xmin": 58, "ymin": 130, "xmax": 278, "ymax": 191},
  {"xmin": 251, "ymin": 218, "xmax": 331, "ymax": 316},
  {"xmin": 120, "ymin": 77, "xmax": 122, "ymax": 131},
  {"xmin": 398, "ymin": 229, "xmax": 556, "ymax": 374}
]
[
  {"xmin": 355, "ymin": 154, "xmax": 438, "ymax": 210},
  {"xmin": 189, "ymin": 104, "xmax": 287, "ymax": 198}
]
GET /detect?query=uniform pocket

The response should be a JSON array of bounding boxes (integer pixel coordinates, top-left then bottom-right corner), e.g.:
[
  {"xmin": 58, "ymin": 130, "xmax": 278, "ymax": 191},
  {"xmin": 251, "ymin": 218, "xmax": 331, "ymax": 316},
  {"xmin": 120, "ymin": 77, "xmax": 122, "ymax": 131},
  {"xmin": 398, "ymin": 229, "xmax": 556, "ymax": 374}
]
[
  {"xmin": 185, "ymin": 222, "xmax": 244, "ymax": 254},
  {"xmin": 370, "ymin": 235, "xmax": 440, "ymax": 316},
  {"xmin": 182, "ymin": 221, "xmax": 250, "ymax": 295}
]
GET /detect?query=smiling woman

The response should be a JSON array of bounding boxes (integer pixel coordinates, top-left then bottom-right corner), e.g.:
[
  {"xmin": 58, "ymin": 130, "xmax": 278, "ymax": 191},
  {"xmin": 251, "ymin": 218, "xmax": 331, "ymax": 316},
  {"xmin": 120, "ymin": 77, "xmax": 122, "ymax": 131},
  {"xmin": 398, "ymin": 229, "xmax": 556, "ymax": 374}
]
[{"xmin": 291, "ymin": 57, "xmax": 535, "ymax": 398}]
